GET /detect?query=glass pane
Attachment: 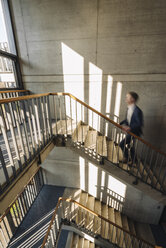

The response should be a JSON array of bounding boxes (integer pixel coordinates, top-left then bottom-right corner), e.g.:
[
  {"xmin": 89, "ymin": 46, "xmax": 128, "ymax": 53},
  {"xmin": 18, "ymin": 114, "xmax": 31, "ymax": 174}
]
[
  {"xmin": 0, "ymin": 56, "xmax": 16, "ymax": 88},
  {"xmin": 0, "ymin": 1, "xmax": 9, "ymax": 52},
  {"xmin": 0, "ymin": 0, "xmax": 16, "ymax": 54}
]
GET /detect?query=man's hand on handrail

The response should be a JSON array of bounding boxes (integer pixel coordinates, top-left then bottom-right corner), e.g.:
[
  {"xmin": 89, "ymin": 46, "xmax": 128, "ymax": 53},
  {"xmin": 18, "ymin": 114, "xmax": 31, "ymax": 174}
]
[{"xmin": 121, "ymin": 125, "xmax": 131, "ymax": 132}]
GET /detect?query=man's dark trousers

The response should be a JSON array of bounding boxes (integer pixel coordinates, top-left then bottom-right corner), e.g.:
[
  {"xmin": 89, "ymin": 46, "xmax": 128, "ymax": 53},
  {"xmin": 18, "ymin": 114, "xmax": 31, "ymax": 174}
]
[{"xmin": 119, "ymin": 134, "xmax": 136, "ymax": 161}]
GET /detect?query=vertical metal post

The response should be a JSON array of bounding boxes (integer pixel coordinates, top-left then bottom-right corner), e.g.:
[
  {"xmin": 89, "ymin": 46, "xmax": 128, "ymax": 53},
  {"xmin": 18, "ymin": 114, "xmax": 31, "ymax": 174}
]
[{"xmin": 0, "ymin": 105, "xmax": 16, "ymax": 176}]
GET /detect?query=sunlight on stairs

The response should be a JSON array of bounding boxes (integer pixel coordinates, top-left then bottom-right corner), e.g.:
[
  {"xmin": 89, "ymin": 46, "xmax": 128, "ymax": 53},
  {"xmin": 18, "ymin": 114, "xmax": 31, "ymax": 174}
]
[
  {"xmin": 62, "ymin": 187, "xmax": 156, "ymax": 247},
  {"xmin": 53, "ymin": 120, "xmax": 162, "ymax": 191}
]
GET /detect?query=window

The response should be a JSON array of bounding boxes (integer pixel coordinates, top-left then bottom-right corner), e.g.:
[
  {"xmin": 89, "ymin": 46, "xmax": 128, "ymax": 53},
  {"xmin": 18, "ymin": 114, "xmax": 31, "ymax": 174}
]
[{"xmin": 0, "ymin": 0, "xmax": 22, "ymax": 89}]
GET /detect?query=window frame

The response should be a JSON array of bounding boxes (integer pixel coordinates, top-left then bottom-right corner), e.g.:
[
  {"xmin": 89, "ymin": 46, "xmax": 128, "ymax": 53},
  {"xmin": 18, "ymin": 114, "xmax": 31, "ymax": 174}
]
[{"xmin": 0, "ymin": 0, "xmax": 23, "ymax": 90}]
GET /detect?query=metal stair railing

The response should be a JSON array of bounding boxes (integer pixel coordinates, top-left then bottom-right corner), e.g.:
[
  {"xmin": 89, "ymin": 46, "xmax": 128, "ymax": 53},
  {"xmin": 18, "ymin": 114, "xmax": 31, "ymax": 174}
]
[
  {"xmin": 41, "ymin": 197, "xmax": 156, "ymax": 248},
  {"xmin": 0, "ymin": 167, "xmax": 44, "ymax": 248},
  {"xmin": 0, "ymin": 92, "xmax": 165, "ymax": 195},
  {"xmin": 0, "ymin": 93, "xmax": 52, "ymax": 194},
  {"xmin": 0, "ymin": 89, "xmax": 30, "ymax": 99},
  {"xmin": 50, "ymin": 93, "xmax": 166, "ymax": 193}
]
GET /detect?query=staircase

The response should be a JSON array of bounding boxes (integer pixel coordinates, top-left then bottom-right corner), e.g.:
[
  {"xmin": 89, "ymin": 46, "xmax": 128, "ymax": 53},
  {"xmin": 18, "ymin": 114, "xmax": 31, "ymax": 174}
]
[
  {"xmin": 54, "ymin": 119, "xmax": 163, "ymax": 192},
  {"xmin": 0, "ymin": 92, "xmax": 165, "ymax": 248},
  {"xmin": 61, "ymin": 188, "xmax": 157, "ymax": 248},
  {"xmin": 0, "ymin": 92, "xmax": 165, "ymax": 195}
]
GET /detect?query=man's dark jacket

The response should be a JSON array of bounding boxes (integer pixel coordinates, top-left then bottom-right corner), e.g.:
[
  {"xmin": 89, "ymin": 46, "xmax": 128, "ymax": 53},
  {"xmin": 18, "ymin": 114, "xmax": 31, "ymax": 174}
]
[{"xmin": 120, "ymin": 106, "xmax": 143, "ymax": 136}]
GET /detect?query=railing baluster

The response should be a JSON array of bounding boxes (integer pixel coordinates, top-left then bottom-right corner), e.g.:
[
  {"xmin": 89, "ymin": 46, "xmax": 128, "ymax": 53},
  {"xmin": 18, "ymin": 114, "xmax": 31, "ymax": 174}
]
[
  {"xmin": 24, "ymin": 100, "xmax": 36, "ymax": 155},
  {"xmin": 70, "ymin": 96, "xmax": 73, "ymax": 135},
  {"xmin": 0, "ymin": 105, "xmax": 16, "ymax": 177},
  {"xmin": 64, "ymin": 95, "xmax": 68, "ymax": 136},
  {"xmin": 46, "ymin": 95, "xmax": 52, "ymax": 137},
  {"xmin": 0, "ymin": 146, "xmax": 9, "ymax": 183},
  {"xmin": 53, "ymin": 95, "xmax": 58, "ymax": 135},
  {"xmin": 33, "ymin": 98, "xmax": 42, "ymax": 149},
  {"xmin": 19, "ymin": 100, "xmax": 32, "ymax": 159},
  {"xmin": 41, "ymin": 96, "xmax": 49, "ymax": 142},
  {"xmin": 4, "ymin": 103, "xmax": 22, "ymax": 172}
]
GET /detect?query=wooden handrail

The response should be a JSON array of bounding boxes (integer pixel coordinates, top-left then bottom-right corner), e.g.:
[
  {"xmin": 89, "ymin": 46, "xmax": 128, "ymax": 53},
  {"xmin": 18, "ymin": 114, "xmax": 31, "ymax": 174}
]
[
  {"xmin": 0, "ymin": 92, "xmax": 165, "ymax": 157},
  {"xmin": 0, "ymin": 167, "xmax": 41, "ymax": 222},
  {"xmin": 0, "ymin": 89, "xmax": 29, "ymax": 93},
  {"xmin": 52, "ymin": 93, "xmax": 166, "ymax": 157},
  {"xmin": 41, "ymin": 197, "xmax": 155, "ymax": 248},
  {"xmin": 0, "ymin": 93, "xmax": 49, "ymax": 104}
]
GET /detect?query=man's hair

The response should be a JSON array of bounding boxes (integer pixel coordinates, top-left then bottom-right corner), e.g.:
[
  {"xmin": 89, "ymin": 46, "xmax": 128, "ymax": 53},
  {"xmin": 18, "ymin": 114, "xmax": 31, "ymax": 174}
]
[{"xmin": 128, "ymin": 91, "xmax": 139, "ymax": 102}]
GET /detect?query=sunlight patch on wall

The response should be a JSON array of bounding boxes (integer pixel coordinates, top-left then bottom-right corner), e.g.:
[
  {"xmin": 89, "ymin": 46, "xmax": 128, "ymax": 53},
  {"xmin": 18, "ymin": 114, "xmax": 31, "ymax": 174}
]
[
  {"xmin": 79, "ymin": 156, "xmax": 85, "ymax": 191},
  {"xmin": 108, "ymin": 175, "xmax": 126, "ymax": 198},
  {"xmin": 105, "ymin": 75, "xmax": 113, "ymax": 135},
  {"xmin": 89, "ymin": 62, "xmax": 102, "ymax": 129},
  {"xmin": 106, "ymin": 75, "xmax": 113, "ymax": 114},
  {"xmin": 88, "ymin": 162, "xmax": 98, "ymax": 197},
  {"xmin": 114, "ymin": 82, "xmax": 122, "ymax": 122},
  {"xmin": 61, "ymin": 42, "xmax": 84, "ymax": 121}
]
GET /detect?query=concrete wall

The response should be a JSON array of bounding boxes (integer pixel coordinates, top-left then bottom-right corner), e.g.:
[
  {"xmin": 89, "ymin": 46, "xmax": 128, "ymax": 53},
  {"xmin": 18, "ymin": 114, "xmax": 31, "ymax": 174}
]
[
  {"xmin": 9, "ymin": 0, "xmax": 166, "ymax": 150},
  {"xmin": 41, "ymin": 146, "xmax": 164, "ymax": 225}
]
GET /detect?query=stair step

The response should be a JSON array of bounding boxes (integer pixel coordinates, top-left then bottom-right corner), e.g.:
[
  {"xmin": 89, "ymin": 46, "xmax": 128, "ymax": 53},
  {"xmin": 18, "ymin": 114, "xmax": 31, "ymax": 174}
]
[
  {"xmin": 77, "ymin": 191, "xmax": 88, "ymax": 225},
  {"xmin": 89, "ymin": 242, "xmax": 95, "ymax": 248},
  {"xmin": 135, "ymin": 222, "xmax": 156, "ymax": 245},
  {"xmin": 78, "ymin": 237, "xmax": 84, "ymax": 248},
  {"xmin": 85, "ymin": 130, "xmax": 98, "ymax": 150},
  {"xmin": 65, "ymin": 231, "xmax": 73, "ymax": 248},
  {"xmin": 84, "ymin": 239, "xmax": 89, "ymax": 248},
  {"xmin": 115, "ymin": 210, "xmax": 126, "ymax": 248},
  {"xmin": 80, "ymin": 191, "xmax": 88, "ymax": 206},
  {"xmin": 107, "ymin": 141, "xmax": 118, "ymax": 163},
  {"xmin": 137, "ymin": 162, "xmax": 152, "ymax": 184},
  {"xmin": 128, "ymin": 219, "xmax": 136, "ymax": 236},
  {"xmin": 94, "ymin": 199, "xmax": 101, "ymax": 234},
  {"xmin": 101, "ymin": 204, "xmax": 109, "ymax": 239},
  {"xmin": 108, "ymin": 207, "xmax": 117, "ymax": 244},
  {"xmin": 63, "ymin": 188, "xmax": 81, "ymax": 219},
  {"xmin": 72, "ymin": 234, "xmax": 79, "ymax": 248},
  {"xmin": 96, "ymin": 136, "xmax": 107, "ymax": 156},
  {"xmin": 86, "ymin": 196, "xmax": 95, "ymax": 230},
  {"xmin": 72, "ymin": 121, "xmax": 89, "ymax": 142},
  {"xmin": 121, "ymin": 214, "xmax": 133, "ymax": 248},
  {"xmin": 53, "ymin": 119, "xmax": 76, "ymax": 135}
]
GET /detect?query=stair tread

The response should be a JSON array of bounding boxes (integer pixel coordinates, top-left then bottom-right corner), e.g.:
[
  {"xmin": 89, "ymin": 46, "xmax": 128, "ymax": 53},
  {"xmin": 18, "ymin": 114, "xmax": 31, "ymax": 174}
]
[
  {"xmin": 77, "ymin": 191, "xmax": 88, "ymax": 225},
  {"xmin": 72, "ymin": 121, "xmax": 89, "ymax": 142},
  {"xmin": 53, "ymin": 119, "xmax": 76, "ymax": 135},
  {"xmin": 85, "ymin": 130, "xmax": 98, "ymax": 149},
  {"xmin": 80, "ymin": 191, "xmax": 88, "ymax": 206},
  {"xmin": 96, "ymin": 136, "xmax": 107, "ymax": 156},
  {"xmin": 101, "ymin": 204, "xmax": 109, "ymax": 239},
  {"xmin": 107, "ymin": 141, "xmax": 118, "ymax": 163},
  {"xmin": 78, "ymin": 237, "xmax": 84, "ymax": 248},
  {"xmin": 84, "ymin": 239, "xmax": 89, "ymax": 247},
  {"xmin": 121, "ymin": 214, "xmax": 133, "ymax": 248},
  {"xmin": 94, "ymin": 199, "xmax": 101, "ymax": 234},
  {"xmin": 89, "ymin": 242, "xmax": 95, "ymax": 248},
  {"xmin": 108, "ymin": 207, "xmax": 117, "ymax": 244},
  {"xmin": 135, "ymin": 222, "xmax": 156, "ymax": 245},
  {"xmin": 65, "ymin": 231, "xmax": 73, "ymax": 248},
  {"xmin": 115, "ymin": 211, "xmax": 126, "ymax": 248},
  {"xmin": 72, "ymin": 234, "xmax": 79, "ymax": 248},
  {"xmin": 128, "ymin": 219, "xmax": 136, "ymax": 236},
  {"xmin": 85, "ymin": 196, "xmax": 95, "ymax": 230}
]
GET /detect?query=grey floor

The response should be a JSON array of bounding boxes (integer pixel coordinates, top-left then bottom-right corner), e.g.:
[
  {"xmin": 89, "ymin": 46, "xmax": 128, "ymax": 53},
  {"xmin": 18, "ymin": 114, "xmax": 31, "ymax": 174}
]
[{"xmin": 8, "ymin": 185, "xmax": 65, "ymax": 248}]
